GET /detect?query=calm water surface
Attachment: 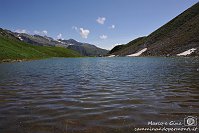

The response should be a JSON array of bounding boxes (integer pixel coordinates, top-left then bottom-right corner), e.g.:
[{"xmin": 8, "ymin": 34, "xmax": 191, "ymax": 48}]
[{"xmin": 0, "ymin": 57, "xmax": 199, "ymax": 133}]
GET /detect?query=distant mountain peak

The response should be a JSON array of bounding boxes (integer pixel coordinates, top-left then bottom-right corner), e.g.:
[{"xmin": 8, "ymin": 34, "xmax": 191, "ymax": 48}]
[
  {"xmin": 60, "ymin": 39, "xmax": 83, "ymax": 45},
  {"xmin": 68, "ymin": 38, "xmax": 78, "ymax": 42},
  {"xmin": 3, "ymin": 29, "xmax": 109, "ymax": 56}
]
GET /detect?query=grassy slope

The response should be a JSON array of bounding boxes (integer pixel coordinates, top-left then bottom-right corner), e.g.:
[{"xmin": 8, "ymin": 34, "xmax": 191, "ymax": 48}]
[
  {"xmin": 109, "ymin": 2, "xmax": 199, "ymax": 56},
  {"xmin": 143, "ymin": 2, "xmax": 199, "ymax": 56},
  {"xmin": 0, "ymin": 36, "xmax": 81, "ymax": 61},
  {"xmin": 68, "ymin": 44, "xmax": 108, "ymax": 57},
  {"xmin": 108, "ymin": 37, "xmax": 146, "ymax": 55}
]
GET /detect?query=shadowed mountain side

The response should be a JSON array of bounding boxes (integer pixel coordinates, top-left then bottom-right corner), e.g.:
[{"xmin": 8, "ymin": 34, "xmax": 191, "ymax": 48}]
[{"xmin": 109, "ymin": 2, "xmax": 199, "ymax": 56}]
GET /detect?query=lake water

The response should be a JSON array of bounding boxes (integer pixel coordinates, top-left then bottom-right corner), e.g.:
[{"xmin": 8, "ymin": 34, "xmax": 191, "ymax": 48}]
[{"xmin": 0, "ymin": 57, "xmax": 199, "ymax": 133}]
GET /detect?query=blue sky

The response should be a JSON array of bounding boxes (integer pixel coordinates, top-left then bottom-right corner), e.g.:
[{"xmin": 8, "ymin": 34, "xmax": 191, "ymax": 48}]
[{"xmin": 0, "ymin": 0, "xmax": 198, "ymax": 49}]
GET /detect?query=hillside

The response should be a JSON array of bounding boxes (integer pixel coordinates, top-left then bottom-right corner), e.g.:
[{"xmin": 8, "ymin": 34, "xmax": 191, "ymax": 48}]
[
  {"xmin": 59, "ymin": 39, "xmax": 109, "ymax": 56},
  {"xmin": 0, "ymin": 28, "xmax": 81, "ymax": 62},
  {"xmin": 109, "ymin": 2, "xmax": 199, "ymax": 56},
  {"xmin": 16, "ymin": 33, "xmax": 60, "ymax": 47},
  {"xmin": 109, "ymin": 37, "xmax": 147, "ymax": 56},
  {"xmin": 8, "ymin": 31, "xmax": 108, "ymax": 57}
]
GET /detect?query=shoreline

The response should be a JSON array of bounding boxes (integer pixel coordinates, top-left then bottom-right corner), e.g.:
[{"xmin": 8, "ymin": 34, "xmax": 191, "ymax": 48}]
[
  {"xmin": 1, "ymin": 55, "xmax": 198, "ymax": 64},
  {"xmin": 0, "ymin": 56, "xmax": 85, "ymax": 63},
  {"xmin": 0, "ymin": 59, "xmax": 32, "ymax": 63}
]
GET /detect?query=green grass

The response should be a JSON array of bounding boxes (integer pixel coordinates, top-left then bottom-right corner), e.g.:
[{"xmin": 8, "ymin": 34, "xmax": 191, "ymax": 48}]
[
  {"xmin": 147, "ymin": 2, "xmax": 199, "ymax": 43},
  {"xmin": 109, "ymin": 2, "xmax": 199, "ymax": 56},
  {"xmin": 0, "ymin": 36, "xmax": 81, "ymax": 61},
  {"xmin": 109, "ymin": 37, "xmax": 146, "ymax": 55}
]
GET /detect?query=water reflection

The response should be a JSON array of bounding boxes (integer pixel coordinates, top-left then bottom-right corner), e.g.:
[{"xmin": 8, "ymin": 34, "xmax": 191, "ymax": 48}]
[{"xmin": 0, "ymin": 57, "xmax": 198, "ymax": 133}]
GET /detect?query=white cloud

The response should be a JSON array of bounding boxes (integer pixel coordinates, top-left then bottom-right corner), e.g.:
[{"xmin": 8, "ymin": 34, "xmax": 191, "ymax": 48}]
[
  {"xmin": 72, "ymin": 26, "xmax": 78, "ymax": 31},
  {"xmin": 111, "ymin": 43, "xmax": 121, "ymax": 49},
  {"xmin": 72, "ymin": 26, "xmax": 90, "ymax": 39},
  {"xmin": 15, "ymin": 29, "xmax": 27, "ymax": 33},
  {"xmin": 34, "ymin": 30, "xmax": 40, "ymax": 34},
  {"xmin": 42, "ymin": 30, "xmax": 48, "ymax": 35},
  {"xmin": 33, "ymin": 30, "xmax": 48, "ymax": 35},
  {"xmin": 109, "ymin": 25, "xmax": 115, "ymax": 29},
  {"xmin": 100, "ymin": 35, "xmax": 108, "ymax": 39},
  {"xmin": 96, "ymin": 17, "xmax": 106, "ymax": 24},
  {"xmin": 57, "ymin": 33, "xmax": 63, "ymax": 40},
  {"xmin": 79, "ymin": 28, "xmax": 90, "ymax": 39},
  {"xmin": 113, "ymin": 43, "xmax": 121, "ymax": 46}
]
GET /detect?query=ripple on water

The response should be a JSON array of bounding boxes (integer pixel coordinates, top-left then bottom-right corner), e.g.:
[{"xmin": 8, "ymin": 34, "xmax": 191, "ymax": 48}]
[{"xmin": 0, "ymin": 57, "xmax": 199, "ymax": 133}]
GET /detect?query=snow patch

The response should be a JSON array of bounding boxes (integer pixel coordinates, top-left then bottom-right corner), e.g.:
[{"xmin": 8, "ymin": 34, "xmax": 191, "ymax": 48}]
[
  {"xmin": 57, "ymin": 40, "xmax": 63, "ymax": 43},
  {"xmin": 107, "ymin": 55, "xmax": 115, "ymax": 57},
  {"xmin": 57, "ymin": 40, "xmax": 66, "ymax": 44},
  {"xmin": 127, "ymin": 48, "xmax": 147, "ymax": 57},
  {"xmin": 177, "ymin": 48, "xmax": 197, "ymax": 56},
  {"xmin": 18, "ymin": 36, "xmax": 23, "ymax": 41}
]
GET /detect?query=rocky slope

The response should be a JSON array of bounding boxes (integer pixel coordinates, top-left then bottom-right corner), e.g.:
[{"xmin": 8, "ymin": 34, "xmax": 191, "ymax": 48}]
[
  {"xmin": 109, "ymin": 2, "xmax": 199, "ymax": 57},
  {"xmin": 0, "ymin": 28, "xmax": 81, "ymax": 62},
  {"xmin": 59, "ymin": 39, "xmax": 108, "ymax": 56},
  {"xmin": 7, "ymin": 31, "xmax": 108, "ymax": 57}
]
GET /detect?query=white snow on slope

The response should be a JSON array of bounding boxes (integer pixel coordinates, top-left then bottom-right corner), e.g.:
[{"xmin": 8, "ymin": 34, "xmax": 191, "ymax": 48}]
[
  {"xmin": 18, "ymin": 36, "xmax": 23, "ymax": 41},
  {"xmin": 107, "ymin": 55, "xmax": 115, "ymax": 57},
  {"xmin": 57, "ymin": 40, "xmax": 66, "ymax": 44},
  {"xmin": 127, "ymin": 48, "xmax": 147, "ymax": 57},
  {"xmin": 177, "ymin": 48, "xmax": 197, "ymax": 56}
]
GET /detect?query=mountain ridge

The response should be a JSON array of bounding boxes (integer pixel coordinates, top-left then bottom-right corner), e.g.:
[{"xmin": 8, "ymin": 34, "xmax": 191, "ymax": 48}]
[
  {"xmin": 109, "ymin": 2, "xmax": 199, "ymax": 57},
  {"xmin": 58, "ymin": 39, "xmax": 108, "ymax": 56},
  {"xmin": 0, "ymin": 28, "xmax": 81, "ymax": 62},
  {"xmin": 8, "ymin": 31, "xmax": 109, "ymax": 57}
]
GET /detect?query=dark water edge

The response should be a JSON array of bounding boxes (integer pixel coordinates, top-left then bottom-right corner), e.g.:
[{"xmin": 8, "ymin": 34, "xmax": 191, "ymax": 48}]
[
  {"xmin": 0, "ymin": 57, "xmax": 199, "ymax": 133},
  {"xmin": 0, "ymin": 57, "xmax": 68, "ymax": 63}
]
